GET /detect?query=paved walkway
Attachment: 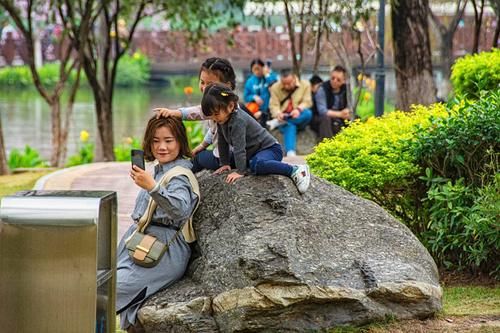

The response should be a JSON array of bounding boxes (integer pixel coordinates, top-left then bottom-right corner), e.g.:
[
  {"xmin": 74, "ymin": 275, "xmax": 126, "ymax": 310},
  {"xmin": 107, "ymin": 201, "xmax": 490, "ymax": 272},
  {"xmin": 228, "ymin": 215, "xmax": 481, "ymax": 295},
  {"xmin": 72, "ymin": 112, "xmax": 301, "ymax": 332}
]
[{"xmin": 34, "ymin": 157, "xmax": 306, "ymax": 239}]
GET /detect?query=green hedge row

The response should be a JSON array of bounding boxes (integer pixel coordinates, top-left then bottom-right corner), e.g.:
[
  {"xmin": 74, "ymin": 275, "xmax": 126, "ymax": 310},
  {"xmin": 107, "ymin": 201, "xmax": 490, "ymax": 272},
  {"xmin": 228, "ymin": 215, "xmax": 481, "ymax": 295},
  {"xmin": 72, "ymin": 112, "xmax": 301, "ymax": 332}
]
[{"xmin": 0, "ymin": 52, "xmax": 150, "ymax": 88}]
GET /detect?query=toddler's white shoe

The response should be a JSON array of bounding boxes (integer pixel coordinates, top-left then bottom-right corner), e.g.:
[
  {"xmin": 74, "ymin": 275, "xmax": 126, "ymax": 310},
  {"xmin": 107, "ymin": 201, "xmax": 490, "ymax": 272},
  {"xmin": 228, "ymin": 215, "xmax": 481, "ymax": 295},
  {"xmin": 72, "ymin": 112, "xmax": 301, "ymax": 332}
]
[
  {"xmin": 286, "ymin": 150, "xmax": 297, "ymax": 157},
  {"xmin": 266, "ymin": 118, "xmax": 283, "ymax": 131},
  {"xmin": 291, "ymin": 164, "xmax": 310, "ymax": 194}
]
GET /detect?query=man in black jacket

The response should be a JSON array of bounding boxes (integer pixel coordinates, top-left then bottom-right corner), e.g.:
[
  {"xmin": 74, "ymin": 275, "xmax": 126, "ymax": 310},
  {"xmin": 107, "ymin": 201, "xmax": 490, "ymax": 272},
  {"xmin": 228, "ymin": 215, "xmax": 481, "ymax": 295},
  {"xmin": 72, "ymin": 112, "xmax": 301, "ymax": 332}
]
[{"xmin": 312, "ymin": 65, "xmax": 351, "ymax": 141}]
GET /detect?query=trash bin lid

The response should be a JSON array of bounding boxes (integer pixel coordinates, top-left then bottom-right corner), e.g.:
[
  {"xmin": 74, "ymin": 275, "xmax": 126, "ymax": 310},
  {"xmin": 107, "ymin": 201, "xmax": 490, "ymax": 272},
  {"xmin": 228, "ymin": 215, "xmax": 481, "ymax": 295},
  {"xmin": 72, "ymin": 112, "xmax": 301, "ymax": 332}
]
[{"xmin": 0, "ymin": 190, "xmax": 116, "ymax": 226}]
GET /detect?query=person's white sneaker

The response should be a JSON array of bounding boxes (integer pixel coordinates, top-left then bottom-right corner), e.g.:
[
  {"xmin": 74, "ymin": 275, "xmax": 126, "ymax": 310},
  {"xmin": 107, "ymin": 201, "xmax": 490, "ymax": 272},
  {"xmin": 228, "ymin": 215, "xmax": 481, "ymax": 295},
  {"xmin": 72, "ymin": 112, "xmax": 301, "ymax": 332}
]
[
  {"xmin": 286, "ymin": 150, "xmax": 296, "ymax": 157},
  {"xmin": 266, "ymin": 118, "xmax": 284, "ymax": 131},
  {"xmin": 291, "ymin": 164, "xmax": 310, "ymax": 194}
]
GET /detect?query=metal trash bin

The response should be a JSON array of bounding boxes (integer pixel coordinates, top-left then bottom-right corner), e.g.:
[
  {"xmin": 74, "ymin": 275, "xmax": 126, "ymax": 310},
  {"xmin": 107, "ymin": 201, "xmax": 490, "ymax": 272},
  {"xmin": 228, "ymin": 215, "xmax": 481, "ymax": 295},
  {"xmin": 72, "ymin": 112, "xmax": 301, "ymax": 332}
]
[{"xmin": 0, "ymin": 190, "xmax": 117, "ymax": 333}]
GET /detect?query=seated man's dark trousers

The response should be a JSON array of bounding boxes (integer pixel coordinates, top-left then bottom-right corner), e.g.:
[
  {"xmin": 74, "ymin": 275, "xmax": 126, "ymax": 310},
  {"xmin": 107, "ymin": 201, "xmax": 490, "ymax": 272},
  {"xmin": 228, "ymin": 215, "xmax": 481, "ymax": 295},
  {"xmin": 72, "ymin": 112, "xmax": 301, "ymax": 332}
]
[{"xmin": 314, "ymin": 113, "xmax": 346, "ymax": 141}]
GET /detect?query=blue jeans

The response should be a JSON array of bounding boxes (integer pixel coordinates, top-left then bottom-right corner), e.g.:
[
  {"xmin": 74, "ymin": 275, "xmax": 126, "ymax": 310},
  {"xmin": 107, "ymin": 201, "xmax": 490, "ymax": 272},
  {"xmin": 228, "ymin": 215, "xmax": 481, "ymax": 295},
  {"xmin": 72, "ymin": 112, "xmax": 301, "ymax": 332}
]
[
  {"xmin": 249, "ymin": 143, "xmax": 293, "ymax": 177},
  {"xmin": 192, "ymin": 150, "xmax": 219, "ymax": 173},
  {"xmin": 279, "ymin": 109, "xmax": 313, "ymax": 153},
  {"xmin": 192, "ymin": 150, "xmax": 235, "ymax": 173}
]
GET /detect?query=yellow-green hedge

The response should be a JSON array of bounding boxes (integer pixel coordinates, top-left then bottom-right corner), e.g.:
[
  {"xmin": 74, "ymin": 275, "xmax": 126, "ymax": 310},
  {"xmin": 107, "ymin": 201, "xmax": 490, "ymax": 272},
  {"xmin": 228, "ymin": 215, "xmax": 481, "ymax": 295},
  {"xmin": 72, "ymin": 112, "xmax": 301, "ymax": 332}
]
[
  {"xmin": 307, "ymin": 104, "xmax": 447, "ymax": 194},
  {"xmin": 451, "ymin": 48, "xmax": 500, "ymax": 98}
]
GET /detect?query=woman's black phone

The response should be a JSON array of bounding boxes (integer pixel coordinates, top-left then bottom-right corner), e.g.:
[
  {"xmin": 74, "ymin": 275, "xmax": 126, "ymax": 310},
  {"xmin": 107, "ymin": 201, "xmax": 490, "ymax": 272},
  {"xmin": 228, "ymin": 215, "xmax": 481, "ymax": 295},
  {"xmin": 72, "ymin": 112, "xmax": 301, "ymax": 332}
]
[{"xmin": 131, "ymin": 149, "xmax": 145, "ymax": 170}]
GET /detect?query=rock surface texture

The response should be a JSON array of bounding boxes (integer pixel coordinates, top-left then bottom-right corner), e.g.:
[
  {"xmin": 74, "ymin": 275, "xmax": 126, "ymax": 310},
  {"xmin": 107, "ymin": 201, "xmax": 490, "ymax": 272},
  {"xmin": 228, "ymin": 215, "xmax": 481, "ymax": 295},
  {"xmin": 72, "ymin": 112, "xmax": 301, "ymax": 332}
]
[{"xmin": 139, "ymin": 173, "xmax": 442, "ymax": 332}]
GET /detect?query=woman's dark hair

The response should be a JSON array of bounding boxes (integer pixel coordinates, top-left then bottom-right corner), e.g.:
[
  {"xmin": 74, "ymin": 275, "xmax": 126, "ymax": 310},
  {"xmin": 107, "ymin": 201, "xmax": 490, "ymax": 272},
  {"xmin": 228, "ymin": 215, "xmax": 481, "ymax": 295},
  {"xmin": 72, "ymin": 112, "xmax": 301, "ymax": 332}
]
[
  {"xmin": 142, "ymin": 116, "xmax": 192, "ymax": 162},
  {"xmin": 199, "ymin": 57, "xmax": 236, "ymax": 90},
  {"xmin": 250, "ymin": 58, "xmax": 265, "ymax": 70},
  {"xmin": 201, "ymin": 83, "xmax": 239, "ymax": 117}
]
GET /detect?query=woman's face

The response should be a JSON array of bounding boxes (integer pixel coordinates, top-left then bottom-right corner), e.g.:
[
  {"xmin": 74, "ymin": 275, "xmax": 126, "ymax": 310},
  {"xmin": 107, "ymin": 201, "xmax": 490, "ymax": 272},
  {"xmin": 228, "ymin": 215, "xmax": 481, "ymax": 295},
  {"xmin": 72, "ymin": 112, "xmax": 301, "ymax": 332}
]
[
  {"xmin": 251, "ymin": 64, "xmax": 264, "ymax": 77},
  {"xmin": 151, "ymin": 126, "xmax": 180, "ymax": 164},
  {"xmin": 199, "ymin": 70, "xmax": 222, "ymax": 92}
]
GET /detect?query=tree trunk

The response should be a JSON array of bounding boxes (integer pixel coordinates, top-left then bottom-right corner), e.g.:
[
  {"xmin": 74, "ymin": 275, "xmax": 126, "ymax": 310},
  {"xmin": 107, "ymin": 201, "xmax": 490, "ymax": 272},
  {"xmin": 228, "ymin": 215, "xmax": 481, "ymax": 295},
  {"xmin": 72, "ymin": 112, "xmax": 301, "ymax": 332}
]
[
  {"xmin": 284, "ymin": 0, "xmax": 301, "ymax": 76},
  {"xmin": 493, "ymin": 16, "xmax": 500, "ymax": 48},
  {"xmin": 91, "ymin": 13, "xmax": 115, "ymax": 162},
  {"xmin": 440, "ymin": 31, "xmax": 454, "ymax": 98},
  {"xmin": 0, "ymin": 117, "xmax": 9, "ymax": 175},
  {"xmin": 49, "ymin": 99, "xmax": 63, "ymax": 167},
  {"xmin": 313, "ymin": 0, "xmax": 326, "ymax": 74},
  {"xmin": 34, "ymin": 32, "xmax": 43, "ymax": 69},
  {"xmin": 391, "ymin": 0, "xmax": 436, "ymax": 111},
  {"xmin": 471, "ymin": 0, "xmax": 485, "ymax": 53},
  {"xmin": 59, "ymin": 66, "xmax": 82, "ymax": 166},
  {"xmin": 429, "ymin": 0, "xmax": 466, "ymax": 99},
  {"xmin": 95, "ymin": 97, "xmax": 115, "ymax": 162}
]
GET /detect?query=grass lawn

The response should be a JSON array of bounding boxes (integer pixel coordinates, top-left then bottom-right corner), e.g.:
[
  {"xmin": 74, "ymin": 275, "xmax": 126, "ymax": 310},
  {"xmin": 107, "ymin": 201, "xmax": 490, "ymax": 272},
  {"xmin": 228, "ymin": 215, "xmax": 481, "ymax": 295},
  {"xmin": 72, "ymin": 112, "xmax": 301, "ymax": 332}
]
[
  {"xmin": 0, "ymin": 170, "xmax": 52, "ymax": 199},
  {"xmin": 328, "ymin": 285, "xmax": 499, "ymax": 333},
  {"xmin": 443, "ymin": 285, "xmax": 500, "ymax": 317}
]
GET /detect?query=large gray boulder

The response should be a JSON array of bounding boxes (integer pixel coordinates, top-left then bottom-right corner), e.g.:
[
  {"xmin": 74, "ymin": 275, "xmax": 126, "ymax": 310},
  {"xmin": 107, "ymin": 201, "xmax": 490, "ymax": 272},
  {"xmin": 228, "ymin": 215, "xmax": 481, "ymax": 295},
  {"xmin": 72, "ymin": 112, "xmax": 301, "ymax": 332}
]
[{"xmin": 139, "ymin": 173, "xmax": 442, "ymax": 332}]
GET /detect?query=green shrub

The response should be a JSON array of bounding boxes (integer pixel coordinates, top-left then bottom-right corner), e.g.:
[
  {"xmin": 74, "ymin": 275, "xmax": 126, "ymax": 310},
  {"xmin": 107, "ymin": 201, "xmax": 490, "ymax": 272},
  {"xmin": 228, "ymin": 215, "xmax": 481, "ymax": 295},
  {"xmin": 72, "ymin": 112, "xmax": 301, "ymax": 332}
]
[
  {"xmin": 115, "ymin": 51, "xmax": 150, "ymax": 87},
  {"xmin": 0, "ymin": 62, "xmax": 86, "ymax": 88},
  {"xmin": 411, "ymin": 92, "xmax": 500, "ymax": 276},
  {"xmin": 184, "ymin": 121, "xmax": 204, "ymax": 149},
  {"xmin": 66, "ymin": 143, "xmax": 94, "ymax": 167},
  {"xmin": 37, "ymin": 63, "xmax": 60, "ymax": 86},
  {"xmin": 114, "ymin": 137, "xmax": 142, "ymax": 162},
  {"xmin": 422, "ymin": 174, "xmax": 500, "ymax": 277},
  {"xmin": 307, "ymin": 103, "xmax": 447, "ymax": 227},
  {"xmin": 8, "ymin": 146, "xmax": 48, "ymax": 169},
  {"xmin": 451, "ymin": 48, "xmax": 500, "ymax": 98},
  {"xmin": 0, "ymin": 66, "xmax": 32, "ymax": 87},
  {"xmin": 412, "ymin": 91, "xmax": 500, "ymax": 187}
]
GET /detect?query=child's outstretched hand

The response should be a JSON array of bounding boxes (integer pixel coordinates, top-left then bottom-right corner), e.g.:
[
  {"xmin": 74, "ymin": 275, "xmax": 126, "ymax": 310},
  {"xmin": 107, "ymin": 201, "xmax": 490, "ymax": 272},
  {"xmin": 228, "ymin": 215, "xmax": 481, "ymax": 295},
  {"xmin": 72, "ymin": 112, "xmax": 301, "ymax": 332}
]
[
  {"xmin": 213, "ymin": 165, "xmax": 231, "ymax": 175},
  {"xmin": 153, "ymin": 107, "xmax": 182, "ymax": 119},
  {"xmin": 225, "ymin": 172, "xmax": 243, "ymax": 183}
]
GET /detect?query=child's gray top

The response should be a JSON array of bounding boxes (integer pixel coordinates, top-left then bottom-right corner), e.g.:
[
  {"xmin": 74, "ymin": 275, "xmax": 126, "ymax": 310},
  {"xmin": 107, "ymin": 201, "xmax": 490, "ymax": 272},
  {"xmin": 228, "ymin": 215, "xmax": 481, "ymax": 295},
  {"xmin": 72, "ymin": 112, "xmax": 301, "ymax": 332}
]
[{"xmin": 217, "ymin": 108, "xmax": 278, "ymax": 174}]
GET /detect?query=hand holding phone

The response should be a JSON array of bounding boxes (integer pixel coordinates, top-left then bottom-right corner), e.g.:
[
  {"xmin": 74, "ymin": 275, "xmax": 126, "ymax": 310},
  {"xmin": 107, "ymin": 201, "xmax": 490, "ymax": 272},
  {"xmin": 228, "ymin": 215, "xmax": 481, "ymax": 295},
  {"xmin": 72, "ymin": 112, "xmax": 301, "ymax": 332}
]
[
  {"xmin": 130, "ymin": 149, "xmax": 155, "ymax": 191},
  {"xmin": 131, "ymin": 149, "xmax": 145, "ymax": 170}
]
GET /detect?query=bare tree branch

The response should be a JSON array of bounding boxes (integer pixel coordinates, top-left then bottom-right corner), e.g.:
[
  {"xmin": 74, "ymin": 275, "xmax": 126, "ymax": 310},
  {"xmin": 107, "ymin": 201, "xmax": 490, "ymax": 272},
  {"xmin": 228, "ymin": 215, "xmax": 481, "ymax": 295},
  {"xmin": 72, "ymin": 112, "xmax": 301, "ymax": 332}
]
[{"xmin": 284, "ymin": 0, "xmax": 299, "ymax": 76}]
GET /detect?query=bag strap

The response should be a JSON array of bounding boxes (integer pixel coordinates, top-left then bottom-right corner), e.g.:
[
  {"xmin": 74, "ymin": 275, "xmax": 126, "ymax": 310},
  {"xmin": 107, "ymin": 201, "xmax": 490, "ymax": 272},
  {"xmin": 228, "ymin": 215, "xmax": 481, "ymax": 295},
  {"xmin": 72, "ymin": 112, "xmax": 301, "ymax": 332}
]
[
  {"xmin": 137, "ymin": 165, "xmax": 200, "ymax": 243},
  {"xmin": 279, "ymin": 86, "xmax": 298, "ymax": 106}
]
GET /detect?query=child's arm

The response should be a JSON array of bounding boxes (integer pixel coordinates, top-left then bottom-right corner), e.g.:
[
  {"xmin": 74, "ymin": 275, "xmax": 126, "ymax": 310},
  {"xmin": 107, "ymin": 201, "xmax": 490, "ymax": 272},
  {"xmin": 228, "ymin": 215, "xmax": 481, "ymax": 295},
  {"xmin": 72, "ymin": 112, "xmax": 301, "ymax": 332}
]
[
  {"xmin": 179, "ymin": 105, "xmax": 206, "ymax": 120},
  {"xmin": 216, "ymin": 125, "xmax": 231, "ymax": 168},
  {"xmin": 192, "ymin": 128, "xmax": 213, "ymax": 155},
  {"xmin": 230, "ymin": 119, "xmax": 248, "ymax": 175},
  {"xmin": 192, "ymin": 140, "xmax": 210, "ymax": 156},
  {"xmin": 203, "ymin": 129, "xmax": 213, "ymax": 145},
  {"xmin": 224, "ymin": 121, "xmax": 247, "ymax": 183},
  {"xmin": 153, "ymin": 105, "xmax": 206, "ymax": 121},
  {"xmin": 153, "ymin": 107, "xmax": 182, "ymax": 119}
]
